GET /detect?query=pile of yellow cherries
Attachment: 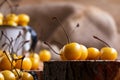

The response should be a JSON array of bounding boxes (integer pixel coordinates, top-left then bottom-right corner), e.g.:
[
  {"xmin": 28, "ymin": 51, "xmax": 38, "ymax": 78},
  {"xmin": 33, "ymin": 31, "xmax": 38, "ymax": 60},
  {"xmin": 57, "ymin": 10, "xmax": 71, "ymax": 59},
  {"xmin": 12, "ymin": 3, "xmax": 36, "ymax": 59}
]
[
  {"xmin": 0, "ymin": 13, "xmax": 30, "ymax": 27},
  {"xmin": 0, "ymin": 49, "xmax": 51, "ymax": 80}
]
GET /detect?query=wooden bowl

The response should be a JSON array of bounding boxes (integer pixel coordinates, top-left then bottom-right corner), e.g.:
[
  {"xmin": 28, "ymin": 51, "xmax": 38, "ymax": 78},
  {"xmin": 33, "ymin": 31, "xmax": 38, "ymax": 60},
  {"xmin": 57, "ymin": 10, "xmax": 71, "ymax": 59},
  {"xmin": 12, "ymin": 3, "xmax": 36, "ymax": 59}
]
[{"xmin": 43, "ymin": 60, "xmax": 120, "ymax": 80}]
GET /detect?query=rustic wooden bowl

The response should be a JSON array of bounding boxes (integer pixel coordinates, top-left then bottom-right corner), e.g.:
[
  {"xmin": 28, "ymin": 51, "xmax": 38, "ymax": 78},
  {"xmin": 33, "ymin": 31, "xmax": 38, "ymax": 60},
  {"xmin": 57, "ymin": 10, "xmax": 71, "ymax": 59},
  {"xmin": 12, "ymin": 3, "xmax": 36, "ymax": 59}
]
[{"xmin": 42, "ymin": 60, "xmax": 120, "ymax": 80}]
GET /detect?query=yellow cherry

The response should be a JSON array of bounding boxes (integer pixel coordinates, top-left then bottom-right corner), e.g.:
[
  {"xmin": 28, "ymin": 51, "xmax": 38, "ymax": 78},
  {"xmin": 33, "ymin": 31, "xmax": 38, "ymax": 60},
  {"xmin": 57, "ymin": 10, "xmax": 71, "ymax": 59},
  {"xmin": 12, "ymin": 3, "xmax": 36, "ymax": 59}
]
[
  {"xmin": 29, "ymin": 52, "xmax": 40, "ymax": 61},
  {"xmin": 39, "ymin": 49, "xmax": 51, "ymax": 62},
  {"xmin": 6, "ymin": 13, "xmax": 18, "ymax": 22},
  {"xmin": 87, "ymin": 47, "xmax": 100, "ymax": 60},
  {"xmin": 63, "ymin": 42, "xmax": 81, "ymax": 60},
  {"xmin": 18, "ymin": 14, "xmax": 30, "ymax": 26},
  {"xmin": 100, "ymin": 47, "xmax": 118, "ymax": 60},
  {"xmin": 0, "ymin": 53, "xmax": 15, "ymax": 70},
  {"xmin": 21, "ymin": 72, "xmax": 34, "ymax": 80},
  {"xmin": 15, "ymin": 57, "xmax": 32, "ymax": 70},
  {"xmin": 1, "ymin": 70, "xmax": 16, "ymax": 80},
  {"xmin": 93, "ymin": 36, "xmax": 118, "ymax": 60},
  {"xmin": 29, "ymin": 53, "xmax": 40, "ymax": 70},
  {"xmin": 6, "ymin": 20, "xmax": 17, "ymax": 26},
  {"xmin": 78, "ymin": 45, "xmax": 88, "ymax": 60}
]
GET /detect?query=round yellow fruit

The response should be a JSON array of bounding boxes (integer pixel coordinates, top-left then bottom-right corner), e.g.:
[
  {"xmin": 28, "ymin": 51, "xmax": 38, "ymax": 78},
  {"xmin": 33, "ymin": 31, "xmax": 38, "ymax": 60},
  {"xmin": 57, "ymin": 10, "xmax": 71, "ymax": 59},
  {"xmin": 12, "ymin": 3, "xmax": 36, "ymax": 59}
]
[
  {"xmin": 0, "ymin": 54, "xmax": 15, "ymax": 70},
  {"xmin": 30, "ymin": 57, "xmax": 40, "ymax": 70},
  {"xmin": 21, "ymin": 72, "xmax": 34, "ymax": 80},
  {"xmin": 78, "ymin": 45, "xmax": 88, "ymax": 60},
  {"xmin": 18, "ymin": 14, "xmax": 30, "ymax": 26},
  {"xmin": 87, "ymin": 47, "xmax": 100, "ymax": 60},
  {"xmin": 6, "ymin": 20, "xmax": 17, "ymax": 26},
  {"xmin": 1, "ymin": 70, "xmax": 16, "ymax": 80},
  {"xmin": 39, "ymin": 49, "xmax": 51, "ymax": 62},
  {"xmin": 15, "ymin": 57, "xmax": 32, "ymax": 70},
  {"xmin": 63, "ymin": 42, "xmax": 81, "ymax": 60},
  {"xmin": 29, "ymin": 53, "xmax": 40, "ymax": 61},
  {"xmin": 100, "ymin": 47, "xmax": 118, "ymax": 60},
  {"xmin": 6, "ymin": 14, "xmax": 18, "ymax": 22},
  {"xmin": 29, "ymin": 52, "xmax": 40, "ymax": 70}
]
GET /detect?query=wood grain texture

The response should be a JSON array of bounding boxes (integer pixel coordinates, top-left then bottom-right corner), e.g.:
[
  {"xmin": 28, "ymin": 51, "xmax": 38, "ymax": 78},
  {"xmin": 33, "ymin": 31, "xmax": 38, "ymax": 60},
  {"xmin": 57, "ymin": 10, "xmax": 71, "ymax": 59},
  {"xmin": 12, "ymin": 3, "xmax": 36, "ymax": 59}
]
[{"xmin": 43, "ymin": 61, "xmax": 120, "ymax": 80}]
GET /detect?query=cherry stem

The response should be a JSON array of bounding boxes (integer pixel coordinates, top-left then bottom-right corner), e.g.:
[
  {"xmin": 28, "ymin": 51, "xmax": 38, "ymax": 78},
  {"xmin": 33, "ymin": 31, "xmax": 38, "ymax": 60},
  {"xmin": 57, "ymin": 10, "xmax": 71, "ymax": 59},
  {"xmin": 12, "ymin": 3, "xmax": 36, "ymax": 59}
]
[
  {"xmin": 69, "ymin": 23, "xmax": 80, "ymax": 38},
  {"xmin": 93, "ymin": 36, "xmax": 111, "ymax": 47},
  {"xmin": 20, "ymin": 56, "xmax": 25, "ymax": 71},
  {"xmin": 44, "ymin": 41, "xmax": 60, "ymax": 55},
  {"xmin": 52, "ymin": 17, "xmax": 70, "ymax": 44}
]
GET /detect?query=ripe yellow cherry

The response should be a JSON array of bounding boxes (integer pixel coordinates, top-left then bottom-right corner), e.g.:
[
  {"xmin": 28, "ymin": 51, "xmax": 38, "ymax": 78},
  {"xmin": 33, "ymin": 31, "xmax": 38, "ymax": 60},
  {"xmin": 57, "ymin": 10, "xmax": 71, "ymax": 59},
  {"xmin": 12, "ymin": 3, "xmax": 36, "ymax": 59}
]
[
  {"xmin": 6, "ymin": 14, "xmax": 18, "ymax": 22},
  {"xmin": 30, "ymin": 58, "xmax": 40, "ymax": 70},
  {"xmin": 78, "ymin": 45, "xmax": 88, "ymax": 60},
  {"xmin": 21, "ymin": 72, "xmax": 34, "ymax": 80},
  {"xmin": 1, "ymin": 70, "xmax": 16, "ymax": 80},
  {"xmin": 29, "ymin": 52, "xmax": 40, "ymax": 61},
  {"xmin": 0, "ymin": 54, "xmax": 15, "ymax": 70},
  {"xmin": 0, "ymin": 73, "xmax": 4, "ymax": 80},
  {"xmin": 29, "ymin": 52, "xmax": 40, "ymax": 70},
  {"xmin": 39, "ymin": 49, "xmax": 51, "ymax": 62},
  {"xmin": 100, "ymin": 47, "xmax": 118, "ymax": 60},
  {"xmin": 87, "ymin": 47, "xmax": 100, "ymax": 60},
  {"xmin": 18, "ymin": 14, "xmax": 30, "ymax": 26},
  {"xmin": 63, "ymin": 42, "xmax": 81, "ymax": 60},
  {"xmin": 15, "ymin": 57, "xmax": 32, "ymax": 70}
]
